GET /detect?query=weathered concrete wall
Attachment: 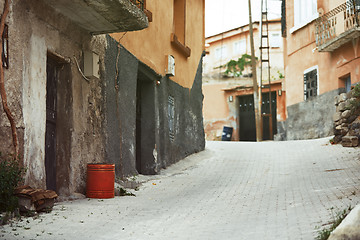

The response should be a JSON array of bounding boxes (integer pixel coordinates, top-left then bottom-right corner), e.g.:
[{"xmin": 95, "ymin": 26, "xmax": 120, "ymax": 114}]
[
  {"xmin": 276, "ymin": 89, "xmax": 344, "ymax": 140},
  {"xmin": 104, "ymin": 36, "xmax": 205, "ymax": 177},
  {"xmin": 104, "ymin": 36, "xmax": 138, "ymax": 178},
  {"xmin": 0, "ymin": 0, "xmax": 107, "ymax": 196},
  {"xmin": 157, "ymin": 54, "xmax": 205, "ymax": 168}
]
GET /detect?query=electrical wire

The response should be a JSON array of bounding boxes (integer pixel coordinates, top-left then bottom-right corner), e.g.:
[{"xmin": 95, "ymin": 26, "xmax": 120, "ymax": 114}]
[{"xmin": 73, "ymin": 55, "xmax": 90, "ymax": 83}]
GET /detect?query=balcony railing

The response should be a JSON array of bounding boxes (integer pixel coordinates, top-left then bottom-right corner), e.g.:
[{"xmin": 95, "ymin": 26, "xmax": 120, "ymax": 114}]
[
  {"xmin": 130, "ymin": 0, "xmax": 144, "ymax": 11},
  {"xmin": 315, "ymin": 1, "xmax": 360, "ymax": 52}
]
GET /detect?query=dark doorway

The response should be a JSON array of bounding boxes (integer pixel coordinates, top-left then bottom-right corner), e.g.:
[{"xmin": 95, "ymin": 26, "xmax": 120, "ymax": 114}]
[
  {"xmin": 238, "ymin": 92, "xmax": 277, "ymax": 141},
  {"xmin": 136, "ymin": 70, "xmax": 156, "ymax": 174},
  {"xmin": 262, "ymin": 91, "xmax": 277, "ymax": 141},
  {"xmin": 239, "ymin": 94, "xmax": 256, "ymax": 141},
  {"xmin": 45, "ymin": 57, "xmax": 58, "ymax": 191}
]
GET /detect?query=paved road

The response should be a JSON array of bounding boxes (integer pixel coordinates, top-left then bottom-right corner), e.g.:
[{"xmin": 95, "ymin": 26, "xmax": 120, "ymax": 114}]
[{"xmin": 1, "ymin": 138, "xmax": 360, "ymax": 240}]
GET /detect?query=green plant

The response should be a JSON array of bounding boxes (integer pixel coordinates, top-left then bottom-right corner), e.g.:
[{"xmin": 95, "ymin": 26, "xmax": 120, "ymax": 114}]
[
  {"xmin": 352, "ymin": 83, "xmax": 360, "ymax": 98},
  {"xmin": 222, "ymin": 54, "xmax": 256, "ymax": 77},
  {"xmin": 315, "ymin": 206, "xmax": 352, "ymax": 240},
  {"xmin": 0, "ymin": 153, "xmax": 26, "ymax": 213},
  {"xmin": 278, "ymin": 71, "xmax": 284, "ymax": 79},
  {"xmin": 347, "ymin": 84, "xmax": 360, "ymax": 114}
]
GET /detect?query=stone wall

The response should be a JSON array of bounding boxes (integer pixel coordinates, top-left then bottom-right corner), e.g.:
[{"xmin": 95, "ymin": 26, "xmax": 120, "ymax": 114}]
[
  {"xmin": 275, "ymin": 89, "xmax": 343, "ymax": 141},
  {"xmin": 333, "ymin": 90, "xmax": 360, "ymax": 147}
]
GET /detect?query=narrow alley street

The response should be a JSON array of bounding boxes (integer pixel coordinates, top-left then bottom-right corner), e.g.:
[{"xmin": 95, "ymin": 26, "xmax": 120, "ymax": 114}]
[{"xmin": 1, "ymin": 137, "xmax": 360, "ymax": 240}]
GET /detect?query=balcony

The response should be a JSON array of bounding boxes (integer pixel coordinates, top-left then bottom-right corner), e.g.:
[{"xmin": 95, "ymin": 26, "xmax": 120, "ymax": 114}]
[
  {"xmin": 44, "ymin": 0, "xmax": 148, "ymax": 35},
  {"xmin": 315, "ymin": 1, "xmax": 360, "ymax": 52}
]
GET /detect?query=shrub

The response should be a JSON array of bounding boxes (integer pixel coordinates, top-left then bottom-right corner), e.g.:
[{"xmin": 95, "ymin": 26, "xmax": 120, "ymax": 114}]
[{"xmin": 0, "ymin": 153, "xmax": 26, "ymax": 212}]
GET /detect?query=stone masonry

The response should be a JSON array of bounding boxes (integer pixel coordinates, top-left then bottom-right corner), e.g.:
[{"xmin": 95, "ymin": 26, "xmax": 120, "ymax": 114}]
[{"xmin": 333, "ymin": 88, "xmax": 360, "ymax": 147}]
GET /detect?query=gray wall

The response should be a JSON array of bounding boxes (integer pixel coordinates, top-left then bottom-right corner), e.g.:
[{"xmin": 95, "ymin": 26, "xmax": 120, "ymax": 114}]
[
  {"xmin": 104, "ymin": 36, "xmax": 205, "ymax": 178},
  {"xmin": 276, "ymin": 89, "xmax": 345, "ymax": 140}
]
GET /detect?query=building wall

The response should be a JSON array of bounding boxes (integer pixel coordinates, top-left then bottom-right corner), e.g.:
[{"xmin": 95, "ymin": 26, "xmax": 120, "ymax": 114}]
[
  {"xmin": 204, "ymin": 21, "xmax": 284, "ymax": 81},
  {"xmin": 203, "ymin": 78, "xmax": 286, "ymax": 141},
  {"xmin": 104, "ymin": 36, "xmax": 205, "ymax": 176},
  {"xmin": 0, "ymin": 0, "xmax": 205, "ymax": 194},
  {"xmin": 0, "ymin": 0, "xmax": 108, "ymax": 195},
  {"xmin": 202, "ymin": 20, "xmax": 285, "ymax": 141},
  {"xmin": 203, "ymin": 82, "xmax": 232, "ymax": 140},
  {"xmin": 111, "ymin": 0, "xmax": 205, "ymax": 89},
  {"xmin": 282, "ymin": 0, "xmax": 360, "ymax": 140},
  {"xmin": 105, "ymin": 0, "xmax": 206, "ymax": 176}
]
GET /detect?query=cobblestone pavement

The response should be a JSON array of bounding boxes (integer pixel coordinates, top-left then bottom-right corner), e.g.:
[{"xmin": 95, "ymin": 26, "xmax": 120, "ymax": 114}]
[{"xmin": 1, "ymin": 138, "xmax": 360, "ymax": 240}]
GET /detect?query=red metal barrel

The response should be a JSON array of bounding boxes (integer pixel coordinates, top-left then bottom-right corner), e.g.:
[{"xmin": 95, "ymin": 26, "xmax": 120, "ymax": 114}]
[{"xmin": 86, "ymin": 164, "xmax": 115, "ymax": 199}]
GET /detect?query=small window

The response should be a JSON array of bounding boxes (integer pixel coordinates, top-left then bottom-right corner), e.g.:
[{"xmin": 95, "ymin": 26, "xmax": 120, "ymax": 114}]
[
  {"xmin": 233, "ymin": 40, "xmax": 246, "ymax": 55},
  {"xmin": 215, "ymin": 45, "xmax": 227, "ymax": 60},
  {"xmin": 270, "ymin": 32, "xmax": 282, "ymax": 48},
  {"xmin": 304, "ymin": 67, "xmax": 318, "ymax": 100},
  {"xmin": 293, "ymin": 0, "xmax": 318, "ymax": 28},
  {"xmin": 345, "ymin": 77, "xmax": 351, "ymax": 93}
]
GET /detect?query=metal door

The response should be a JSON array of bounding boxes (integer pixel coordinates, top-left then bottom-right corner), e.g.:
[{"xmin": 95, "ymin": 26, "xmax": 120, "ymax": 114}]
[
  {"xmin": 239, "ymin": 95, "xmax": 256, "ymax": 141},
  {"xmin": 262, "ymin": 91, "xmax": 277, "ymax": 140}
]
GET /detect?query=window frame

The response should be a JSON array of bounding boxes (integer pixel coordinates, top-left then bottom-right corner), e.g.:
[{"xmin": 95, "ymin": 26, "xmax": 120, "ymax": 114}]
[
  {"xmin": 233, "ymin": 39, "xmax": 246, "ymax": 55},
  {"xmin": 290, "ymin": 0, "xmax": 318, "ymax": 33},
  {"xmin": 171, "ymin": 0, "xmax": 191, "ymax": 57},
  {"xmin": 215, "ymin": 45, "xmax": 227, "ymax": 60},
  {"xmin": 303, "ymin": 65, "xmax": 319, "ymax": 101},
  {"xmin": 269, "ymin": 32, "xmax": 282, "ymax": 48}
]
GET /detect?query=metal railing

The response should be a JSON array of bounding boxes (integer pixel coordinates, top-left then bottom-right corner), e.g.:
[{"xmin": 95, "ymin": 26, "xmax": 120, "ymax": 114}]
[
  {"xmin": 130, "ymin": 0, "xmax": 144, "ymax": 11},
  {"xmin": 315, "ymin": 0, "xmax": 360, "ymax": 48}
]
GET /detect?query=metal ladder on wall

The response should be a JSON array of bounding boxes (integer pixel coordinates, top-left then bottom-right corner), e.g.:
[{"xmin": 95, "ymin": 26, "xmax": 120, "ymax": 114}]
[{"xmin": 259, "ymin": 0, "xmax": 273, "ymax": 140}]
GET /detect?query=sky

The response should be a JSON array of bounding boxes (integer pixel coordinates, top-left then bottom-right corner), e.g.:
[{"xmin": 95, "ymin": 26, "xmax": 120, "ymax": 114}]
[{"xmin": 205, "ymin": 0, "xmax": 282, "ymax": 37}]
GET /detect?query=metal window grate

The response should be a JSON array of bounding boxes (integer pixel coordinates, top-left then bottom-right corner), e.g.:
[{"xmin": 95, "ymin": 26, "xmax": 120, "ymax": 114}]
[
  {"xmin": 304, "ymin": 69, "xmax": 317, "ymax": 101},
  {"xmin": 129, "ymin": 0, "xmax": 144, "ymax": 11},
  {"xmin": 168, "ymin": 96, "xmax": 175, "ymax": 141}
]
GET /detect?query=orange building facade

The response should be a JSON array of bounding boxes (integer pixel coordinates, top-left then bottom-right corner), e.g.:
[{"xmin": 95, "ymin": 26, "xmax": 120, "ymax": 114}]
[
  {"xmin": 281, "ymin": 0, "xmax": 360, "ymax": 140},
  {"xmin": 109, "ymin": 0, "xmax": 206, "ymax": 175}
]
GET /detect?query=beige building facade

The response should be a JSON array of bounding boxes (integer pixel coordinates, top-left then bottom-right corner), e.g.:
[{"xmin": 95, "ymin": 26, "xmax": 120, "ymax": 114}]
[{"xmin": 203, "ymin": 20, "xmax": 286, "ymax": 141}]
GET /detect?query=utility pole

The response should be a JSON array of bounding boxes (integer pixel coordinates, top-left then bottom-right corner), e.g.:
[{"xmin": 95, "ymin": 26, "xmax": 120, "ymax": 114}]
[{"xmin": 248, "ymin": 0, "xmax": 263, "ymax": 142}]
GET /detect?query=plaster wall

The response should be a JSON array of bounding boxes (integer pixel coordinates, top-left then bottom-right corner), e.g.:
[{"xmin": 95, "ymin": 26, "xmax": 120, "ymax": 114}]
[
  {"xmin": 204, "ymin": 21, "xmax": 284, "ymax": 80},
  {"xmin": 203, "ymin": 83, "xmax": 229, "ymax": 120},
  {"xmin": 104, "ymin": 36, "xmax": 205, "ymax": 176},
  {"xmin": 111, "ymin": 0, "xmax": 205, "ymax": 89},
  {"xmin": 22, "ymin": 35, "xmax": 47, "ymax": 189},
  {"xmin": 285, "ymin": 0, "xmax": 360, "ymax": 107},
  {"xmin": 0, "ymin": 0, "xmax": 107, "ymax": 195},
  {"xmin": 202, "ymin": 79, "xmax": 286, "ymax": 141},
  {"xmin": 281, "ymin": 0, "xmax": 360, "ymax": 140}
]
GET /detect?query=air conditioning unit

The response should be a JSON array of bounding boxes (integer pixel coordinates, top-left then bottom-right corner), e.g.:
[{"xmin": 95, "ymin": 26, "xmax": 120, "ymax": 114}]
[{"xmin": 165, "ymin": 55, "xmax": 175, "ymax": 76}]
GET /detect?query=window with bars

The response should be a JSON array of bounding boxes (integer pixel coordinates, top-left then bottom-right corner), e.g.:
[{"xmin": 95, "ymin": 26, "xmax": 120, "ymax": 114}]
[
  {"xmin": 304, "ymin": 68, "xmax": 318, "ymax": 100},
  {"xmin": 168, "ymin": 96, "xmax": 175, "ymax": 141}
]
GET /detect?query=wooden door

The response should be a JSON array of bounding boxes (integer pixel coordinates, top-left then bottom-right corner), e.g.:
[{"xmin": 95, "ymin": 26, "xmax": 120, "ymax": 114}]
[{"xmin": 45, "ymin": 58, "xmax": 57, "ymax": 191}]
